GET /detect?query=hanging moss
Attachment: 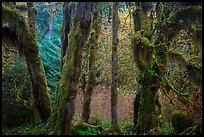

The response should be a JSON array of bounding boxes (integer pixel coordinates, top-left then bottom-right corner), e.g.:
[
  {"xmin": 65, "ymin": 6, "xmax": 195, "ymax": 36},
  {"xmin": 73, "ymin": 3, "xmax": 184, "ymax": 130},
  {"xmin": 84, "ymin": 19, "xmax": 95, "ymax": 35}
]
[{"xmin": 168, "ymin": 6, "xmax": 202, "ymax": 25}]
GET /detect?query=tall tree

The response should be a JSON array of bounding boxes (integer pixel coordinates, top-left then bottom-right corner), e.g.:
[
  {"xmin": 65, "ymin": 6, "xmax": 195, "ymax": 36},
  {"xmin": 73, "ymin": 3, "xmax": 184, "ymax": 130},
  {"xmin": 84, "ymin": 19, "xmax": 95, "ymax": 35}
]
[
  {"xmin": 131, "ymin": 2, "xmax": 202, "ymax": 133},
  {"xmin": 2, "ymin": 3, "xmax": 51, "ymax": 123},
  {"xmin": 81, "ymin": 2, "xmax": 102, "ymax": 123},
  {"xmin": 111, "ymin": 2, "xmax": 120, "ymax": 133},
  {"xmin": 60, "ymin": 2, "xmax": 71, "ymax": 68},
  {"xmin": 47, "ymin": 2, "xmax": 92, "ymax": 135},
  {"xmin": 27, "ymin": 2, "xmax": 41, "ymax": 125}
]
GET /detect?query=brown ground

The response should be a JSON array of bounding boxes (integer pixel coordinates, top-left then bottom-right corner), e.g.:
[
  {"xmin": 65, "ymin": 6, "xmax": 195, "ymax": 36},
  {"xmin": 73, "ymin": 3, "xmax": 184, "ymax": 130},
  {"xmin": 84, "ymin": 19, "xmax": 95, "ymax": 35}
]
[{"xmin": 74, "ymin": 85, "xmax": 135, "ymax": 124}]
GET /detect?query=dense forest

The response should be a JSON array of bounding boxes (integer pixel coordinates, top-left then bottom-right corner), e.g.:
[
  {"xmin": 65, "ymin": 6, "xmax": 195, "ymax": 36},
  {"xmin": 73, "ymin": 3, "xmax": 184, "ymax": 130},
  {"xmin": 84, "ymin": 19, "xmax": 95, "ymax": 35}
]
[{"xmin": 2, "ymin": 2, "xmax": 202, "ymax": 135}]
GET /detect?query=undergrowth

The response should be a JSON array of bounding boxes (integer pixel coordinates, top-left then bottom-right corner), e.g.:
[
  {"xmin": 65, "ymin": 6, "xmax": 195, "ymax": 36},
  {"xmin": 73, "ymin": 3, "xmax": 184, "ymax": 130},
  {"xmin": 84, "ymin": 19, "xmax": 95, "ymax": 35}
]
[{"xmin": 2, "ymin": 123, "xmax": 47, "ymax": 135}]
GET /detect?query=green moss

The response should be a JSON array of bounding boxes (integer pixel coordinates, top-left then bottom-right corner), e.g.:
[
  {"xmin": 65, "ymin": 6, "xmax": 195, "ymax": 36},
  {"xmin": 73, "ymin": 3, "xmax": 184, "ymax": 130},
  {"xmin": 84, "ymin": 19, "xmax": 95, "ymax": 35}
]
[
  {"xmin": 171, "ymin": 110, "xmax": 194, "ymax": 134},
  {"xmin": 35, "ymin": 60, "xmax": 39, "ymax": 64},
  {"xmin": 136, "ymin": 87, "xmax": 156, "ymax": 133},
  {"xmin": 131, "ymin": 33, "xmax": 141, "ymax": 43},
  {"xmin": 148, "ymin": 69, "xmax": 158, "ymax": 78},
  {"xmin": 141, "ymin": 37, "xmax": 152, "ymax": 47},
  {"xmin": 3, "ymin": 4, "xmax": 51, "ymax": 123},
  {"xmin": 2, "ymin": 4, "xmax": 38, "ymax": 52},
  {"xmin": 131, "ymin": 33, "xmax": 154, "ymax": 70},
  {"xmin": 143, "ymin": 31, "xmax": 151, "ymax": 40}
]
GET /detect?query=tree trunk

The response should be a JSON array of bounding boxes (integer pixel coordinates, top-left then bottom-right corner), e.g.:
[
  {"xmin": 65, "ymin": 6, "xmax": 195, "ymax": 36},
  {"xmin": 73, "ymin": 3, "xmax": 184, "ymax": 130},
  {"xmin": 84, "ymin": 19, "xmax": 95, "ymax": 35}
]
[
  {"xmin": 82, "ymin": 2, "xmax": 102, "ymax": 123},
  {"xmin": 133, "ymin": 2, "xmax": 141, "ymax": 31},
  {"xmin": 60, "ymin": 2, "xmax": 71, "ymax": 68},
  {"xmin": 27, "ymin": 2, "xmax": 41, "ymax": 125},
  {"xmin": 49, "ymin": 2, "xmax": 92, "ymax": 135},
  {"xmin": 134, "ymin": 71, "xmax": 158, "ymax": 133},
  {"xmin": 133, "ymin": 92, "xmax": 141, "ymax": 127},
  {"xmin": 111, "ymin": 2, "xmax": 120, "ymax": 133},
  {"xmin": 2, "ymin": 4, "xmax": 51, "ymax": 123}
]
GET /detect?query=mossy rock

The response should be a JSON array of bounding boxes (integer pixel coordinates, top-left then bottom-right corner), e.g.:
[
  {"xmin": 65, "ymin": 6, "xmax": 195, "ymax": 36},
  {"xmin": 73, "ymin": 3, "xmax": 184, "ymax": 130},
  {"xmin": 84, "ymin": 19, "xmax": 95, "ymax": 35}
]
[{"xmin": 171, "ymin": 110, "xmax": 194, "ymax": 134}]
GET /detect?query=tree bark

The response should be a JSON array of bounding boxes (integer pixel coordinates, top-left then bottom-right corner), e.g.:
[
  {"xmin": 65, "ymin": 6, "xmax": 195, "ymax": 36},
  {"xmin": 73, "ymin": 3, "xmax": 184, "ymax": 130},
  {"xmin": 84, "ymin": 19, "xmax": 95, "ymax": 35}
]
[
  {"xmin": 111, "ymin": 2, "xmax": 120, "ymax": 133},
  {"xmin": 2, "ymin": 4, "xmax": 51, "ymax": 123},
  {"xmin": 60, "ymin": 2, "xmax": 71, "ymax": 68},
  {"xmin": 49, "ymin": 2, "xmax": 92, "ymax": 135},
  {"xmin": 27, "ymin": 2, "xmax": 41, "ymax": 125},
  {"xmin": 82, "ymin": 2, "xmax": 102, "ymax": 123}
]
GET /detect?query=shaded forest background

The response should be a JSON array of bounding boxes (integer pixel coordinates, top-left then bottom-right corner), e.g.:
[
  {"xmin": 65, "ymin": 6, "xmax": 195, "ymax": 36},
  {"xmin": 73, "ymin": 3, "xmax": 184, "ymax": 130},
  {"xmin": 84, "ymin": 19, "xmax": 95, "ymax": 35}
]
[{"xmin": 2, "ymin": 2, "xmax": 202, "ymax": 135}]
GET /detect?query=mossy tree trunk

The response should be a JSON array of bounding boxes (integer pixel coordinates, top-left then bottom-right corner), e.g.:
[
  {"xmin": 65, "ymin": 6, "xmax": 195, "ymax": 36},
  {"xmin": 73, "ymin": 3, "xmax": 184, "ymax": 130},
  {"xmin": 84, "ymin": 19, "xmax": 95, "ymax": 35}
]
[
  {"xmin": 132, "ymin": 2, "xmax": 141, "ymax": 32},
  {"xmin": 131, "ymin": 15, "xmax": 165, "ymax": 132},
  {"xmin": 2, "ymin": 3, "xmax": 51, "ymax": 123},
  {"xmin": 81, "ymin": 2, "xmax": 102, "ymax": 123},
  {"xmin": 131, "ymin": 2, "xmax": 202, "ymax": 134},
  {"xmin": 46, "ymin": 2, "xmax": 72, "ymax": 131},
  {"xmin": 130, "ymin": 2, "xmax": 166, "ymax": 133},
  {"xmin": 131, "ymin": 32, "xmax": 162, "ymax": 133},
  {"xmin": 111, "ymin": 2, "xmax": 120, "ymax": 133},
  {"xmin": 27, "ymin": 2, "xmax": 41, "ymax": 125},
  {"xmin": 60, "ymin": 2, "xmax": 71, "ymax": 68},
  {"xmin": 48, "ymin": 2, "xmax": 92, "ymax": 135}
]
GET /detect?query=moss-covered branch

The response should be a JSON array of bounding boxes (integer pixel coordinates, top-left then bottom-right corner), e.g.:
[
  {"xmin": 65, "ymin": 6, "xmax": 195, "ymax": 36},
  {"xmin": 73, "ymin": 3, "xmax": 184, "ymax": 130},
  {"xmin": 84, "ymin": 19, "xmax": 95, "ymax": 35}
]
[
  {"xmin": 168, "ymin": 51, "xmax": 202, "ymax": 87},
  {"xmin": 2, "ymin": 4, "xmax": 51, "ymax": 123}
]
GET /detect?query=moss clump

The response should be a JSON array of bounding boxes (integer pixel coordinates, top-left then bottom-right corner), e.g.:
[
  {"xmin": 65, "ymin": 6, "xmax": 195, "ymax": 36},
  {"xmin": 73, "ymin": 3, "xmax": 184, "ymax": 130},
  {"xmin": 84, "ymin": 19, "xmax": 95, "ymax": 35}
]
[
  {"xmin": 141, "ymin": 37, "xmax": 152, "ymax": 47},
  {"xmin": 171, "ymin": 110, "xmax": 194, "ymax": 134},
  {"xmin": 131, "ymin": 32, "xmax": 154, "ymax": 70}
]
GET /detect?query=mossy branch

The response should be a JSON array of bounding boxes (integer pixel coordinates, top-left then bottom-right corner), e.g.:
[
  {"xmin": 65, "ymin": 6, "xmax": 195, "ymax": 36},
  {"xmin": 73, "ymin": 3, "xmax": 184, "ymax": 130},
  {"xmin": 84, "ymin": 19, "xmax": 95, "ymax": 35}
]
[
  {"xmin": 2, "ymin": 4, "xmax": 51, "ymax": 122},
  {"xmin": 168, "ymin": 51, "xmax": 202, "ymax": 87},
  {"xmin": 2, "ymin": 4, "xmax": 38, "ymax": 53},
  {"xmin": 160, "ymin": 75, "xmax": 192, "ymax": 104}
]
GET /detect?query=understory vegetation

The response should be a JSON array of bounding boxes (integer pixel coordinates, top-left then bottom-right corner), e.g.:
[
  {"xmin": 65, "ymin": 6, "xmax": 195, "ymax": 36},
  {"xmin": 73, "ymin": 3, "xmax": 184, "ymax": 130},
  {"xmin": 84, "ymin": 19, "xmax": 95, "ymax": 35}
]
[{"xmin": 2, "ymin": 2, "xmax": 202, "ymax": 135}]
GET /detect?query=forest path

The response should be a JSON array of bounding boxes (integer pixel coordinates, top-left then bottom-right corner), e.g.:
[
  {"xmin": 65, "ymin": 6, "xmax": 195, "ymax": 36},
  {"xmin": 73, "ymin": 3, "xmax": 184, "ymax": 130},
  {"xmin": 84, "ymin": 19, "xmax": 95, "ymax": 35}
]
[{"xmin": 75, "ymin": 86, "xmax": 135, "ymax": 124}]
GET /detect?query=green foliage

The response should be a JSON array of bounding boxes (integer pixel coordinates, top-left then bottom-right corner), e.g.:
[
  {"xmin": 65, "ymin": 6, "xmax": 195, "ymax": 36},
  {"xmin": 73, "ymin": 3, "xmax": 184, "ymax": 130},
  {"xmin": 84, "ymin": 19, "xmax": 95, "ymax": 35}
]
[
  {"xmin": 2, "ymin": 45, "xmax": 32, "ymax": 127},
  {"xmin": 158, "ymin": 123, "xmax": 174, "ymax": 135},
  {"xmin": 120, "ymin": 121, "xmax": 137, "ymax": 135},
  {"xmin": 2, "ymin": 123, "xmax": 47, "ymax": 135},
  {"xmin": 35, "ymin": 2, "xmax": 62, "ymax": 95},
  {"xmin": 35, "ymin": 60, "xmax": 39, "ymax": 64},
  {"xmin": 148, "ymin": 69, "xmax": 158, "ymax": 78},
  {"xmin": 171, "ymin": 110, "xmax": 194, "ymax": 134},
  {"xmin": 89, "ymin": 116, "xmax": 103, "ymax": 126},
  {"xmin": 71, "ymin": 125, "xmax": 116, "ymax": 135}
]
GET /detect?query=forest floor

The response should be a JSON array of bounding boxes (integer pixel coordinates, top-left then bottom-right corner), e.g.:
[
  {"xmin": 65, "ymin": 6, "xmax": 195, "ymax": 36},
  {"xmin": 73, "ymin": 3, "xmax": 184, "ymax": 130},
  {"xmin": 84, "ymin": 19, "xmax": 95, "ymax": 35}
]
[
  {"xmin": 74, "ymin": 85, "xmax": 135, "ymax": 124},
  {"xmin": 2, "ymin": 85, "xmax": 174, "ymax": 135}
]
